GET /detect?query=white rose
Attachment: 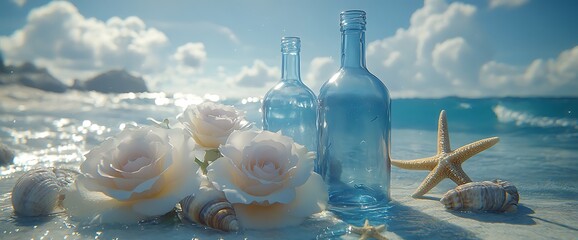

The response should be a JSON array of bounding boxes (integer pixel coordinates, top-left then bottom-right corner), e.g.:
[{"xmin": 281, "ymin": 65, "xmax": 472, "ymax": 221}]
[
  {"xmin": 63, "ymin": 126, "xmax": 201, "ymax": 224},
  {"xmin": 206, "ymin": 130, "xmax": 328, "ymax": 229},
  {"xmin": 177, "ymin": 102, "xmax": 249, "ymax": 149}
]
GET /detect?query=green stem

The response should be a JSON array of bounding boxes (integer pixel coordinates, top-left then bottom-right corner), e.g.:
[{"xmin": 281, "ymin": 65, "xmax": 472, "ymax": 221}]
[{"xmin": 196, "ymin": 149, "xmax": 222, "ymax": 174}]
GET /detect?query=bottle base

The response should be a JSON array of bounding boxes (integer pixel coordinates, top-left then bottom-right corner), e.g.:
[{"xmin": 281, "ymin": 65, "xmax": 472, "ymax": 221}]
[{"xmin": 328, "ymin": 184, "xmax": 391, "ymax": 225}]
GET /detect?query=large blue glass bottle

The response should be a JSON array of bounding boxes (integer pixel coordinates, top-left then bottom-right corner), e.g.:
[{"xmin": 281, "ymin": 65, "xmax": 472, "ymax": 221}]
[
  {"xmin": 263, "ymin": 37, "xmax": 318, "ymax": 155},
  {"xmin": 317, "ymin": 10, "xmax": 391, "ymax": 220}
]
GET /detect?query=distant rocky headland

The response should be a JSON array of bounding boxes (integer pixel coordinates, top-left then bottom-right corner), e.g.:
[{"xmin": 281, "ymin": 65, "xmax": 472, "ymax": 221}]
[
  {"xmin": 0, "ymin": 59, "xmax": 148, "ymax": 93},
  {"xmin": 71, "ymin": 69, "xmax": 148, "ymax": 93}
]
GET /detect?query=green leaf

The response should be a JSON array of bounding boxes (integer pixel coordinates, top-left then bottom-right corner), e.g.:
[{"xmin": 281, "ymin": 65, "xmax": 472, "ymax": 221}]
[{"xmin": 204, "ymin": 149, "xmax": 221, "ymax": 163}]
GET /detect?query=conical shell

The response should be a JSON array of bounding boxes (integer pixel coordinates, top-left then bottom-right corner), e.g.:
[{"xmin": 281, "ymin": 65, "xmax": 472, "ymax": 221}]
[
  {"xmin": 440, "ymin": 179, "xmax": 519, "ymax": 212},
  {"xmin": 11, "ymin": 168, "xmax": 79, "ymax": 217},
  {"xmin": 179, "ymin": 181, "xmax": 239, "ymax": 232}
]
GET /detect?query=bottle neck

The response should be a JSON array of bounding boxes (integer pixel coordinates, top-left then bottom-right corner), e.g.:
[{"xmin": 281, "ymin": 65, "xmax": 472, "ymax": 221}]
[
  {"xmin": 282, "ymin": 51, "xmax": 301, "ymax": 82},
  {"xmin": 341, "ymin": 29, "xmax": 366, "ymax": 69}
]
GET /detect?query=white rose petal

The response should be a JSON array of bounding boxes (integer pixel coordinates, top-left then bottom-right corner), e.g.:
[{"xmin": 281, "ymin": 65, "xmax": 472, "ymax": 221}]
[
  {"xmin": 206, "ymin": 129, "xmax": 327, "ymax": 229},
  {"xmin": 63, "ymin": 126, "xmax": 202, "ymax": 224},
  {"xmin": 232, "ymin": 173, "xmax": 327, "ymax": 229},
  {"xmin": 177, "ymin": 102, "xmax": 249, "ymax": 149}
]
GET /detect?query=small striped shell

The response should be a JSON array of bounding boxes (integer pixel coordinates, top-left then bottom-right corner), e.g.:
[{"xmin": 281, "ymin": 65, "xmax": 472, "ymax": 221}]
[
  {"xmin": 440, "ymin": 179, "xmax": 519, "ymax": 212},
  {"xmin": 11, "ymin": 168, "xmax": 79, "ymax": 216},
  {"xmin": 179, "ymin": 182, "xmax": 239, "ymax": 232}
]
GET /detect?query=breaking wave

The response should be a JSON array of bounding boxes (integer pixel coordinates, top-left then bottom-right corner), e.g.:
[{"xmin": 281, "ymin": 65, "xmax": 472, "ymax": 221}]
[{"xmin": 493, "ymin": 104, "xmax": 578, "ymax": 129}]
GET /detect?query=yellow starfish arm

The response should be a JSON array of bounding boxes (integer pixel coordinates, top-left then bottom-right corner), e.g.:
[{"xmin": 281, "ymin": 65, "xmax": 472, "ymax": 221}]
[
  {"xmin": 373, "ymin": 234, "xmax": 389, "ymax": 240},
  {"xmin": 357, "ymin": 229, "xmax": 388, "ymax": 240},
  {"xmin": 437, "ymin": 110, "xmax": 452, "ymax": 154},
  {"xmin": 451, "ymin": 137, "xmax": 500, "ymax": 165},
  {"xmin": 351, "ymin": 227, "xmax": 363, "ymax": 234},
  {"xmin": 393, "ymin": 110, "xmax": 500, "ymax": 197},
  {"xmin": 391, "ymin": 156, "xmax": 438, "ymax": 170},
  {"xmin": 350, "ymin": 220, "xmax": 389, "ymax": 240},
  {"xmin": 362, "ymin": 233, "xmax": 388, "ymax": 240},
  {"xmin": 412, "ymin": 164, "xmax": 446, "ymax": 197},
  {"xmin": 364, "ymin": 219, "xmax": 371, "ymax": 227},
  {"xmin": 374, "ymin": 225, "xmax": 386, "ymax": 231},
  {"xmin": 447, "ymin": 163, "xmax": 472, "ymax": 185}
]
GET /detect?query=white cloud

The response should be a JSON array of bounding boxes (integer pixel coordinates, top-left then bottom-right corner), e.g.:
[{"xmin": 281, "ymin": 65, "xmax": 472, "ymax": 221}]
[
  {"xmin": 214, "ymin": 24, "xmax": 241, "ymax": 45},
  {"xmin": 228, "ymin": 60, "xmax": 279, "ymax": 88},
  {"xmin": 361, "ymin": 0, "xmax": 577, "ymax": 97},
  {"xmin": 148, "ymin": 59, "xmax": 279, "ymax": 98},
  {"xmin": 431, "ymin": 37, "xmax": 488, "ymax": 87},
  {"xmin": 142, "ymin": 42, "xmax": 208, "ymax": 92},
  {"xmin": 0, "ymin": 1, "xmax": 168, "ymax": 83},
  {"xmin": 366, "ymin": 0, "xmax": 491, "ymax": 97},
  {"xmin": 2, "ymin": 0, "xmax": 574, "ymax": 98},
  {"xmin": 489, "ymin": 0, "xmax": 529, "ymax": 9},
  {"xmin": 0, "ymin": 1, "xmax": 251, "ymax": 97},
  {"xmin": 148, "ymin": 21, "xmax": 241, "ymax": 45},
  {"xmin": 173, "ymin": 42, "xmax": 207, "ymax": 70},
  {"xmin": 304, "ymin": 57, "xmax": 337, "ymax": 93},
  {"xmin": 480, "ymin": 45, "xmax": 578, "ymax": 96},
  {"xmin": 0, "ymin": 1, "xmax": 216, "ymax": 94},
  {"xmin": 11, "ymin": 0, "xmax": 26, "ymax": 7}
]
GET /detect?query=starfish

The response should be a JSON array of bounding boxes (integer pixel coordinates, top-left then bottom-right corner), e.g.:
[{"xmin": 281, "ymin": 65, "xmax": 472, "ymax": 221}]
[
  {"xmin": 391, "ymin": 110, "xmax": 499, "ymax": 198},
  {"xmin": 350, "ymin": 219, "xmax": 388, "ymax": 240}
]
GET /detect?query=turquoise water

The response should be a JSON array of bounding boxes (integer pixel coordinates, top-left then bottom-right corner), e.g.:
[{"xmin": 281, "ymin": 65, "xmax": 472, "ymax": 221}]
[{"xmin": 0, "ymin": 86, "xmax": 577, "ymax": 239}]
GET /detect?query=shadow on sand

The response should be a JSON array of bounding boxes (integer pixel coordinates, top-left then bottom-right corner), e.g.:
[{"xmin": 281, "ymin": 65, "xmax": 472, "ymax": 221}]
[
  {"xmin": 446, "ymin": 204, "xmax": 578, "ymax": 232},
  {"xmin": 325, "ymin": 200, "xmax": 482, "ymax": 240},
  {"xmin": 73, "ymin": 200, "xmax": 485, "ymax": 240},
  {"xmin": 445, "ymin": 204, "xmax": 536, "ymax": 225},
  {"xmin": 386, "ymin": 201, "xmax": 481, "ymax": 240},
  {"xmin": 11, "ymin": 212, "xmax": 61, "ymax": 226}
]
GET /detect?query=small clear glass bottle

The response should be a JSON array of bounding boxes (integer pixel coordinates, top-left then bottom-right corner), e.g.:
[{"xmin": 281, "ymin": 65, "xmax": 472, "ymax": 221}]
[
  {"xmin": 263, "ymin": 37, "xmax": 318, "ymax": 156},
  {"xmin": 317, "ymin": 10, "xmax": 391, "ymax": 220}
]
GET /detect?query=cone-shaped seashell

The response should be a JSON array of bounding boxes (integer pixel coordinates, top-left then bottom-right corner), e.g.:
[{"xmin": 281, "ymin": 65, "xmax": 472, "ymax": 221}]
[
  {"xmin": 440, "ymin": 179, "xmax": 519, "ymax": 212},
  {"xmin": 180, "ymin": 180, "xmax": 239, "ymax": 232},
  {"xmin": 11, "ymin": 168, "xmax": 79, "ymax": 217}
]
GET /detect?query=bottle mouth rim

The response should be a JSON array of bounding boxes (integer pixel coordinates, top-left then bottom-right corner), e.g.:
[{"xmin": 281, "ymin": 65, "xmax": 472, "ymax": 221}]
[
  {"xmin": 281, "ymin": 36, "xmax": 301, "ymax": 53},
  {"xmin": 282, "ymin": 36, "xmax": 300, "ymax": 42},
  {"xmin": 340, "ymin": 9, "xmax": 366, "ymax": 15},
  {"xmin": 340, "ymin": 10, "xmax": 366, "ymax": 31}
]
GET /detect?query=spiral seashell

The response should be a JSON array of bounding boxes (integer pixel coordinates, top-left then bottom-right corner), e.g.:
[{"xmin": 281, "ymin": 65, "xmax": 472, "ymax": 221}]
[
  {"xmin": 440, "ymin": 179, "xmax": 519, "ymax": 212},
  {"xmin": 0, "ymin": 143, "xmax": 15, "ymax": 166},
  {"xmin": 179, "ymin": 181, "xmax": 239, "ymax": 232},
  {"xmin": 11, "ymin": 168, "xmax": 79, "ymax": 217}
]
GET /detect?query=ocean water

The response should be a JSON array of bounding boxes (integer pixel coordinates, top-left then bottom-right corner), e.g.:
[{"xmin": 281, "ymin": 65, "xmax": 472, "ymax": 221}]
[{"xmin": 0, "ymin": 85, "xmax": 577, "ymax": 239}]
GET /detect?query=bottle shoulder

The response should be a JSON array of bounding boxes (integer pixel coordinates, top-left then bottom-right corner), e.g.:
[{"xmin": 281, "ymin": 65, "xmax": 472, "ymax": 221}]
[
  {"xmin": 264, "ymin": 80, "xmax": 317, "ymax": 100},
  {"xmin": 319, "ymin": 68, "xmax": 390, "ymax": 100}
]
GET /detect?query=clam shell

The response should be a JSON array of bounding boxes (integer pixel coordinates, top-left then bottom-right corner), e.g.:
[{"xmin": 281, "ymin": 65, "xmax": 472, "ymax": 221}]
[
  {"xmin": 440, "ymin": 179, "xmax": 519, "ymax": 212},
  {"xmin": 11, "ymin": 168, "xmax": 79, "ymax": 217},
  {"xmin": 179, "ymin": 181, "xmax": 239, "ymax": 232}
]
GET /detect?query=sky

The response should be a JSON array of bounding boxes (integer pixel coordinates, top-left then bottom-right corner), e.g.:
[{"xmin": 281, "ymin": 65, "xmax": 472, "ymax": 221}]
[{"xmin": 1, "ymin": 0, "xmax": 577, "ymax": 98}]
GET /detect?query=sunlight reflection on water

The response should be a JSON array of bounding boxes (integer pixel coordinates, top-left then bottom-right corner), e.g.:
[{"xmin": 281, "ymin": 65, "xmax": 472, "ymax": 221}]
[
  {"xmin": 0, "ymin": 87, "xmax": 245, "ymax": 178},
  {"xmin": 1, "ymin": 86, "xmax": 577, "ymax": 239}
]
